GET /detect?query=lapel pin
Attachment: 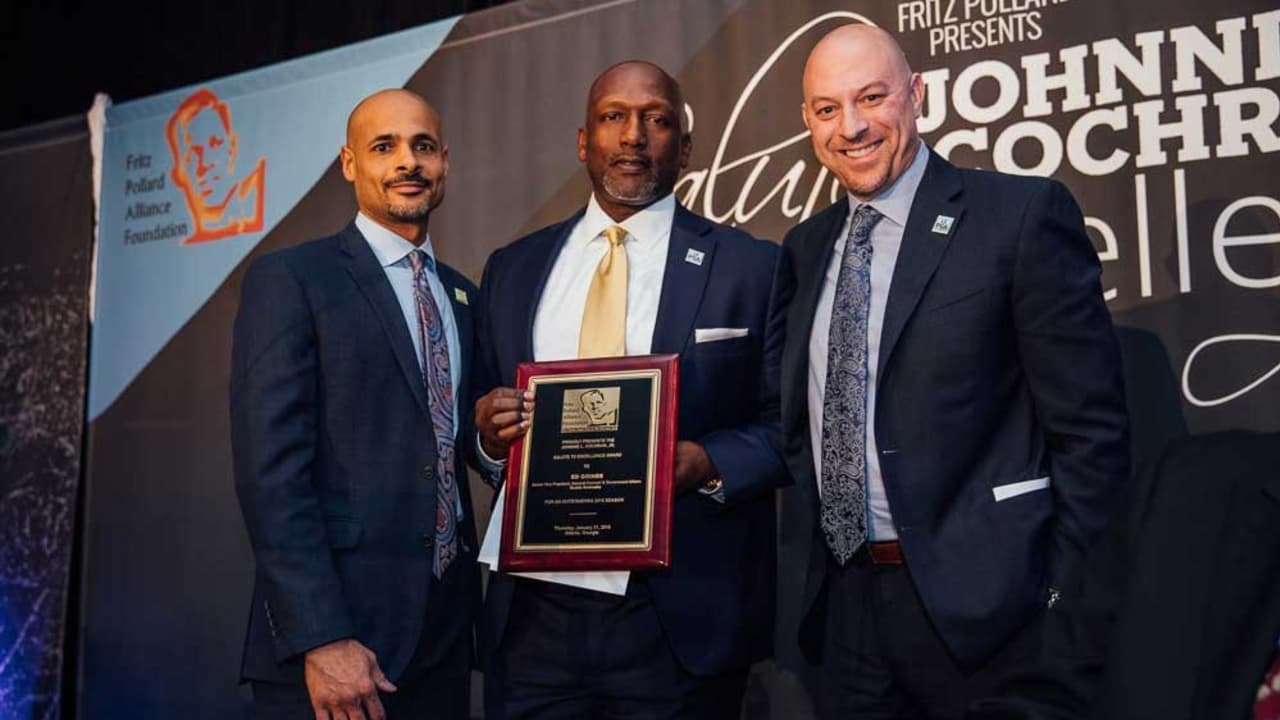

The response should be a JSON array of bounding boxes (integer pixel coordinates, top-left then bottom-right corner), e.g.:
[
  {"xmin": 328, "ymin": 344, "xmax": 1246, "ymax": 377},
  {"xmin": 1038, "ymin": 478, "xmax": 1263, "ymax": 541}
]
[
  {"xmin": 931, "ymin": 215, "xmax": 955, "ymax": 235},
  {"xmin": 453, "ymin": 287, "xmax": 469, "ymax": 305},
  {"xmin": 685, "ymin": 248, "xmax": 705, "ymax": 266}
]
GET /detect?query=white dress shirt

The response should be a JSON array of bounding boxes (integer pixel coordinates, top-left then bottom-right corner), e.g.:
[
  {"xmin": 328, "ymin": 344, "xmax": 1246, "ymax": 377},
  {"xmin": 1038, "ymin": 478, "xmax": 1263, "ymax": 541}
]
[
  {"xmin": 531, "ymin": 192, "xmax": 673, "ymax": 360},
  {"xmin": 807, "ymin": 145, "xmax": 930, "ymax": 542},
  {"xmin": 478, "ymin": 193, "xmax": 677, "ymax": 594}
]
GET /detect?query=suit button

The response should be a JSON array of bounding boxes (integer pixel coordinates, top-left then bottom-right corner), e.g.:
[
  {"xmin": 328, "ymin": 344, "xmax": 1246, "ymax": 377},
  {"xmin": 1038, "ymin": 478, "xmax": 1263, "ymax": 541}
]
[
  {"xmin": 422, "ymin": 465, "xmax": 435, "ymax": 480},
  {"xmin": 422, "ymin": 533, "xmax": 434, "ymax": 550}
]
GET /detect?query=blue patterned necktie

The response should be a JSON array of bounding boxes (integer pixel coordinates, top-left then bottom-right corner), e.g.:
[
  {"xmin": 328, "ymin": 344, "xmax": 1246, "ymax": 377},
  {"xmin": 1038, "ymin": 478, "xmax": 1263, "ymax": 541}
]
[
  {"xmin": 408, "ymin": 249, "xmax": 458, "ymax": 578},
  {"xmin": 820, "ymin": 204, "xmax": 882, "ymax": 565}
]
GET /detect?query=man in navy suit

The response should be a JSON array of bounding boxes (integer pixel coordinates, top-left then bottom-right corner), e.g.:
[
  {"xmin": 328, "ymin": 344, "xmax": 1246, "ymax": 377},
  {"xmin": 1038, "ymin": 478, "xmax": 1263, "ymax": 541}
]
[
  {"xmin": 231, "ymin": 89, "xmax": 480, "ymax": 720},
  {"xmin": 472, "ymin": 61, "xmax": 788, "ymax": 718},
  {"xmin": 770, "ymin": 26, "xmax": 1129, "ymax": 717}
]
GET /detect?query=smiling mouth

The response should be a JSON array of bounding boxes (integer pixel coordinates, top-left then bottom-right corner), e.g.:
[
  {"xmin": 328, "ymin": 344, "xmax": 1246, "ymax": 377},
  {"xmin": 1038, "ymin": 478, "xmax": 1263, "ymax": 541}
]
[
  {"xmin": 840, "ymin": 140, "xmax": 883, "ymax": 159},
  {"xmin": 388, "ymin": 181, "xmax": 428, "ymax": 194}
]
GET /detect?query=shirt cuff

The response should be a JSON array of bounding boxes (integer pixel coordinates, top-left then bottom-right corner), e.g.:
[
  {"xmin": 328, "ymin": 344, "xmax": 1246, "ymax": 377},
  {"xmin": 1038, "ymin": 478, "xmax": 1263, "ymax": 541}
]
[
  {"xmin": 697, "ymin": 477, "xmax": 726, "ymax": 504},
  {"xmin": 475, "ymin": 432, "xmax": 506, "ymax": 486}
]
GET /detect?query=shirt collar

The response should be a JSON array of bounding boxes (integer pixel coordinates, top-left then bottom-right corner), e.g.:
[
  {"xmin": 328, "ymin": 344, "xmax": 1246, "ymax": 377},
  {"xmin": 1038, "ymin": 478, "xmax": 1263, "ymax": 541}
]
[
  {"xmin": 580, "ymin": 192, "xmax": 677, "ymax": 246},
  {"xmin": 355, "ymin": 212, "xmax": 437, "ymax": 269},
  {"xmin": 846, "ymin": 142, "xmax": 931, "ymax": 228}
]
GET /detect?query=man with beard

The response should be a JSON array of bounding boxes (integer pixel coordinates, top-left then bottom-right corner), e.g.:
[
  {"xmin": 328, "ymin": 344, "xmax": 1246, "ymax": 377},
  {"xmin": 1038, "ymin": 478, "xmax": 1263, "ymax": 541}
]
[
  {"xmin": 472, "ymin": 61, "xmax": 788, "ymax": 718},
  {"xmin": 231, "ymin": 89, "xmax": 480, "ymax": 719},
  {"xmin": 770, "ymin": 26, "xmax": 1129, "ymax": 717}
]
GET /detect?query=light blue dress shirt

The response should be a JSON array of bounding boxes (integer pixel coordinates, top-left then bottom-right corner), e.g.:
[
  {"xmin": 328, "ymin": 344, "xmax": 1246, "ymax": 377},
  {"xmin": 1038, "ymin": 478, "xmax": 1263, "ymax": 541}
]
[{"xmin": 355, "ymin": 212, "xmax": 463, "ymax": 517}]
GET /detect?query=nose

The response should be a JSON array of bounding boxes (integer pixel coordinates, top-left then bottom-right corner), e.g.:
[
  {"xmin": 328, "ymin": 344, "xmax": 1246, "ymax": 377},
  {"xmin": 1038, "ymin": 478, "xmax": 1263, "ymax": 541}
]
[
  {"xmin": 191, "ymin": 146, "xmax": 210, "ymax": 178},
  {"xmin": 620, "ymin": 113, "xmax": 647, "ymax": 148},
  {"xmin": 393, "ymin": 141, "xmax": 420, "ymax": 172},
  {"xmin": 838, "ymin": 104, "xmax": 869, "ymax": 140}
]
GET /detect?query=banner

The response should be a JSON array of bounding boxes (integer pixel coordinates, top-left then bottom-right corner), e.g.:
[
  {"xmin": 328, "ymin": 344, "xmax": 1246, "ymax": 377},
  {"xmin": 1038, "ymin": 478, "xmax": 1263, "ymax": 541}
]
[{"xmin": 82, "ymin": 0, "xmax": 1279, "ymax": 716}]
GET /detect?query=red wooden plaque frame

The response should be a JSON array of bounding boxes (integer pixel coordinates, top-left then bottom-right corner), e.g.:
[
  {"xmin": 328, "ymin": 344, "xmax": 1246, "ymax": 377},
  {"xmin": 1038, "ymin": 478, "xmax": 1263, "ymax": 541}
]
[{"xmin": 499, "ymin": 354, "xmax": 678, "ymax": 572}]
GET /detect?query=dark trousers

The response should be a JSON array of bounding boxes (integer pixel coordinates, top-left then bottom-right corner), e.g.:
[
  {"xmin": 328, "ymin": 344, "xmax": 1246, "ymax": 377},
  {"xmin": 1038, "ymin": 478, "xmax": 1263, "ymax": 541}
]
[
  {"xmin": 485, "ymin": 579, "xmax": 748, "ymax": 720},
  {"xmin": 821, "ymin": 548, "xmax": 1039, "ymax": 720},
  {"xmin": 252, "ymin": 558, "xmax": 475, "ymax": 719}
]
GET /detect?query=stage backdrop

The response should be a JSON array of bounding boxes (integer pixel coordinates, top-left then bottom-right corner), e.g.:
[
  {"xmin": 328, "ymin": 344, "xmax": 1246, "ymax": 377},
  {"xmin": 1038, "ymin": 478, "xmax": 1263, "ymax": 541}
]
[
  {"xmin": 0, "ymin": 115, "xmax": 95, "ymax": 719},
  {"xmin": 82, "ymin": 0, "xmax": 1280, "ymax": 717}
]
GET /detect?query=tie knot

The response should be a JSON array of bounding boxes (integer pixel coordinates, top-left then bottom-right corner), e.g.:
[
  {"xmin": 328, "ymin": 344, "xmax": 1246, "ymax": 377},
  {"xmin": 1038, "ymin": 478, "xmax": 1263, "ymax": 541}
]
[
  {"xmin": 603, "ymin": 225, "xmax": 627, "ymax": 247},
  {"xmin": 850, "ymin": 204, "xmax": 882, "ymax": 246},
  {"xmin": 407, "ymin": 248, "xmax": 435, "ymax": 275}
]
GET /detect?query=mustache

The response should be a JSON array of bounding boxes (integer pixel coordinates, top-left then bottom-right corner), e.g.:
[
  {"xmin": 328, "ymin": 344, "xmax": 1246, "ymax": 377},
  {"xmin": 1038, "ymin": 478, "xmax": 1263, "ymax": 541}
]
[
  {"xmin": 384, "ymin": 172, "xmax": 430, "ymax": 187},
  {"xmin": 608, "ymin": 155, "xmax": 651, "ymax": 167}
]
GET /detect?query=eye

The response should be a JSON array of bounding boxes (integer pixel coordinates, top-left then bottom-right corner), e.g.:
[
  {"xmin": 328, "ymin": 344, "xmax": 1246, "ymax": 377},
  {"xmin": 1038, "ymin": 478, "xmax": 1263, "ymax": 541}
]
[
  {"xmin": 602, "ymin": 111, "xmax": 624, "ymax": 122},
  {"xmin": 646, "ymin": 114, "xmax": 671, "ymax": 126},
  {"xmin": 813, "ymin": 104, "xmax": 836, "ymax": 117},
  {"xmin": 861, "ymin": 94, "xmax": 885, "ymax": 105},
  {"xmin": 415, "ymin": 141, "xmax": 438, "ymax": 153},
  {"xmin": 372, "ymin": 142, "xmax": 390, "ymax": 152}
]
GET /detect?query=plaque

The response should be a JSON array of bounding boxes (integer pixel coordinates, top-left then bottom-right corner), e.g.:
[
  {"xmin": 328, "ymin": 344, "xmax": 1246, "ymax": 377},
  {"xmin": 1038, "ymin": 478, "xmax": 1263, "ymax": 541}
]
[{"xmin": 498, "ymin": 354, "xmax": 678, "ymax": 572}]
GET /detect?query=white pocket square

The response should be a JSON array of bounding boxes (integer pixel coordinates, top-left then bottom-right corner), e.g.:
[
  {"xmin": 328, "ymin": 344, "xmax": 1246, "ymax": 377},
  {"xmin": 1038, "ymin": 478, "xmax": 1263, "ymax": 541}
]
[
  {"xmin": 694, "ymin": 327, "xmax": 749, "ymax": 343},
  {"xmin": 992, "ymin": 476, "xmax": 1051, "ymax": 502}
]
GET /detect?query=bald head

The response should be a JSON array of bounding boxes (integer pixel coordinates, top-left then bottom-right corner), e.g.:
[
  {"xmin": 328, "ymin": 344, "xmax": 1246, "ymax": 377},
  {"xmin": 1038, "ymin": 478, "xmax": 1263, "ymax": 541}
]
[
  {"xmin": 800, "ymin": 24, "xmax": 925, "ymax": 202},
  {"xmin": 803, "ymin": 25, "xmax": 912, "ymax": 101},
  {"xmin": 586, "ymin": 61, "xmax": 685, "ymax": 132},
  {"xmin": 340, "ymin": 88, "xmax": 449, "ymax": 243},
  {"xmin": 346, "ymin": 88, "xmax": 441, "ymax": 146}
]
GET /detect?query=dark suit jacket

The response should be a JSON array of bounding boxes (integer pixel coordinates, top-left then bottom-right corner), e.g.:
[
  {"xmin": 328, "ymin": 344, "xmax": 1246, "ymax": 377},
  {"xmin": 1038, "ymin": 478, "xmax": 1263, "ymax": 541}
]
[
  {"xmin": 231, "ymin": 223, "xmax": 481, "ymax": 684},
  {"xmin": 970, "ymin": 431, "xmax": 1280, "ymax": 719},
  {"xmin": 771, "ymin": 151, "xmax": 1130, "ymax": 668},
  {"xmin": 474, "ymin": 204, "xmax": 788, "ymax": 676}
]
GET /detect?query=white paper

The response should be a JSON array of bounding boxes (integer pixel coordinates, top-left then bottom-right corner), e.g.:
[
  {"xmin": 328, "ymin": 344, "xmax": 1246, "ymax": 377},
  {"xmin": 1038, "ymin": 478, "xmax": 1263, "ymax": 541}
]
[{"xmin": 479, "ymin": 485, "xmax": 630, "ymax": 596}]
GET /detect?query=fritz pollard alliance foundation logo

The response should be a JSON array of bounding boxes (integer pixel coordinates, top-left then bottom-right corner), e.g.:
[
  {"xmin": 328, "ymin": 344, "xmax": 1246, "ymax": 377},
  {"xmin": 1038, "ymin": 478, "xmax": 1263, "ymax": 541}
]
[{"xmin": 164, "ymin": 88, "xmax": 267, "ymax": 244}]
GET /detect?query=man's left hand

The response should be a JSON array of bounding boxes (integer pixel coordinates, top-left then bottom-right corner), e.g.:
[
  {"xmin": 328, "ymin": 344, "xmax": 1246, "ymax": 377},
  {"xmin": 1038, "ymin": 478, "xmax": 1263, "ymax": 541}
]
[{"xmin": 674, "ymin": 441, "xmax": 716, "ymax": 495}]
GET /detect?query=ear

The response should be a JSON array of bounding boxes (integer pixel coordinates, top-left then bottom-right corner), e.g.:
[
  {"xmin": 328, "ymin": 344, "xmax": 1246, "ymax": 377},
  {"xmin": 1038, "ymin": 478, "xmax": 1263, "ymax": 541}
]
[
  {"xmin": 679, "ymin": 133, "xmax": 692, "ymax": 169},
  {"xmin": 577, "ymin": 128, "xmax": 587, "ymax": 163},
  {"xmin": 800, "ymin": 102, "xmax": 812, "ymax": 132},
  {"xmin": 441, "ymin": 144, "xmax": 450, "ymax": 177},
  {"xmin": 340, "ymin": 146, "xmax": 356, "ymax": 182},
  {"xmin": 908, "ymin": 72, "xmax": 925, "ymax": 119}
]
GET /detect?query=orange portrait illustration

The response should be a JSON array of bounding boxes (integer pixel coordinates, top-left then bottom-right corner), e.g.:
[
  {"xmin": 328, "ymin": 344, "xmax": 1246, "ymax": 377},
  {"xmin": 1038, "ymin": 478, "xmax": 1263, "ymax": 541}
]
[{"xmin": 165, "ymin": 89, "xmax": 267, "ymax": 244}]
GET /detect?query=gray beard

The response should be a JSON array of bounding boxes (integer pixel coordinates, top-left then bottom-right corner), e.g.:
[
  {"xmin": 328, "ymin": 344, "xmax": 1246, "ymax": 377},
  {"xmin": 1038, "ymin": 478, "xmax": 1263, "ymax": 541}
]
[{"xmin": 602, "ymin": 173, "xmax": 659, "ymax": 206}]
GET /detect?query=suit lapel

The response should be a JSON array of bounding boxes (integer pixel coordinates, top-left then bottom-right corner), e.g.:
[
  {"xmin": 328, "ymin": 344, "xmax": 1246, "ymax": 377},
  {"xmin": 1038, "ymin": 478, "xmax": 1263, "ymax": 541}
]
[
  {"xmin": 788, "ymin": 200, "xmax": 847, "ymax": 404},
  {"xmin": 437, "ymin": 265, "xmax": 473, "ymax": 416},
  {"xmin": 877, "ymin": 153, "xmax": 965, "ymax": 382},
  {"xmin": 340, "ymin": 224, "xmax": 432, "ymax": 418},
  {"xmin": 650, "ymin": 206, "xmax": 716, "ymax": 355},
  {"xmin": 520, "ymin": 212, "xmax": 583, "ymax": 362},
  {"xmin": 783, "ymin": 200, "xmax": 847, "ymax": 501}
]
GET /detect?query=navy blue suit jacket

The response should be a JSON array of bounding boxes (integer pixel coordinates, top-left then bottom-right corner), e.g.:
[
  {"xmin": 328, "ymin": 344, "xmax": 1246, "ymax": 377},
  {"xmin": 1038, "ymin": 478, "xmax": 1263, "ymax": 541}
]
[
  {"xmin": 772, "ymin": 152, "xmax": 1130, "ymax": 668},
  {"xmin": 230, "ymin": 223, "xmax": 481, "ymax": 684},
  {"xmin": 474, "ymin": 204, "xmax": 788, "ymax": 676}
]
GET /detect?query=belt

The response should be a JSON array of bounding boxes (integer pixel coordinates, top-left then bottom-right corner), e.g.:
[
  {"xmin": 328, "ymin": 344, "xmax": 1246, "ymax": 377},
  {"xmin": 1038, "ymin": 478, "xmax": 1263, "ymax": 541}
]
[{"xmin": 868, "ymin": 540, "xmax": 904, "ymax": 565}]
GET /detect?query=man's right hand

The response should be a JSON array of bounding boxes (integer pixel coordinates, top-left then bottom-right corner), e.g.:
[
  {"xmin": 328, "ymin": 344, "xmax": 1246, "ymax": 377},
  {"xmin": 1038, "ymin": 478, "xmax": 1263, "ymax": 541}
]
[
  {"xmin": 304, "ymin": 638, "xmax": 396, "ymax": 720},
  {"xmin": 476, "ymin": 387, "xmax": 534, "ymax": 460}
]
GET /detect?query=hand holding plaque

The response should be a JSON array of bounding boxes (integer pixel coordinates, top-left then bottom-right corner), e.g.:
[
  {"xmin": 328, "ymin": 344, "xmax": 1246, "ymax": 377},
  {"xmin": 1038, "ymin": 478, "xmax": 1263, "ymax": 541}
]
[{"xmin": 498, "ymin": 354, "xmax": 677, "ymax": 572}]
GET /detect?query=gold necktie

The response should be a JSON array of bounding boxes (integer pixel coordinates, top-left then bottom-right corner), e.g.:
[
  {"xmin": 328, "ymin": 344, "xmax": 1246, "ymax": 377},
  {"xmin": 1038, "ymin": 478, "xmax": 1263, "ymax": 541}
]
[{"xmin": 578, "ymin": 225, "xmax": 628, "ymax": 358}]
